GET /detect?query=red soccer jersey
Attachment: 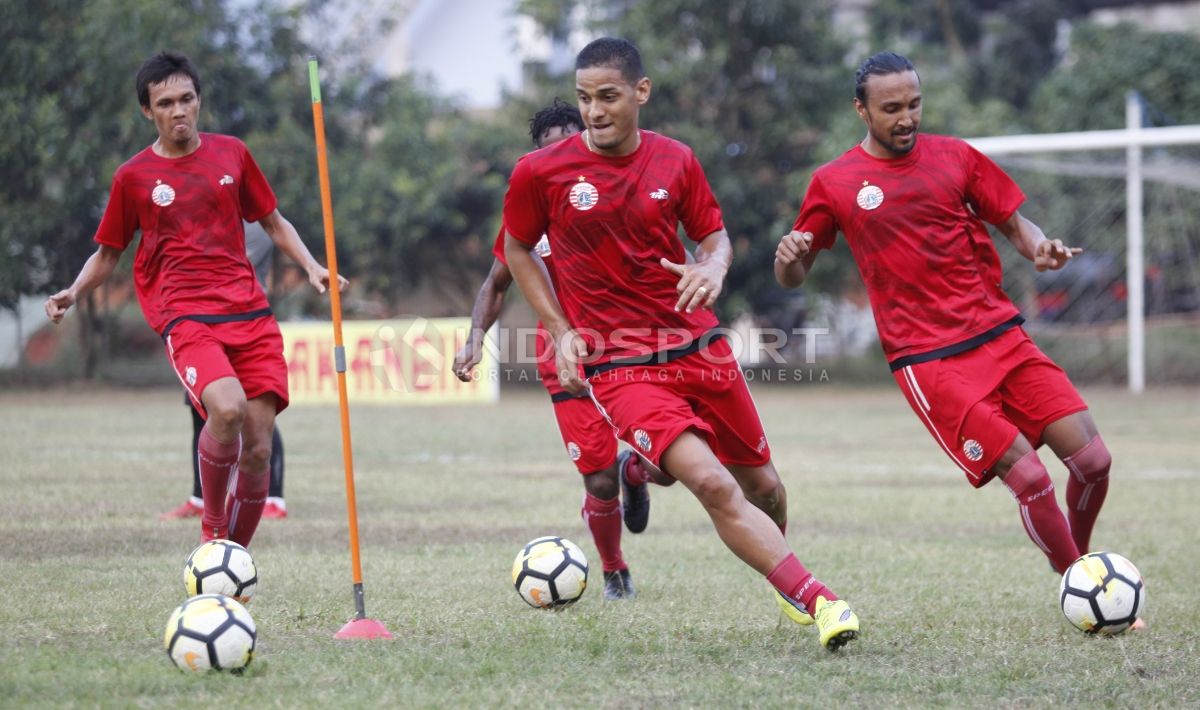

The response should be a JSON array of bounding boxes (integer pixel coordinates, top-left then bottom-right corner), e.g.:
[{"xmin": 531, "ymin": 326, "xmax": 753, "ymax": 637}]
[
  {"xmin": 503, "ymin": 130, "xmax": 723, "ymax": 364},
  {"xmin": 793, "ymin": 134, "xmax": 1025, "ymax": 364},
  {"xmin": 93, "ymin": 133, "xmax": 278, "ymax": 334}
]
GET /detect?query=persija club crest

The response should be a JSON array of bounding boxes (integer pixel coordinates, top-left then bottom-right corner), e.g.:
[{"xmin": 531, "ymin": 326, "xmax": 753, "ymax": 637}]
[
  {"xmin": 634, "ymin": 429, "xmax": 652, "ymax": 453},
  {"xmin": 151, "ymin": 181, "xmax": 176, "ymax": 207},
  {"xmin": 856, "ymin": 182, "xmax": 884, "ymax": 211},
  {"xmin": 962, "ymin": 439, "xmax": 984, "ymax": 462},
  {"xmin": 569, "ymin": 179, "xmax": 599, "ymax": 211},
  {"xmin": 567, "ymin": 442, "xmax": 582, "ymax": 461}
]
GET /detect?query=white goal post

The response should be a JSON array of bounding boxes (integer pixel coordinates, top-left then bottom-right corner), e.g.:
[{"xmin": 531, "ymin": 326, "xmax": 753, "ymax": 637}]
[{"xmin": 967, "ymin": 92, "xmax": 1200, "ymax": 394}]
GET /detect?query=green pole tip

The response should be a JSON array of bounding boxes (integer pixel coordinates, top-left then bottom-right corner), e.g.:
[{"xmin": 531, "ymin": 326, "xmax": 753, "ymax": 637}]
[{"xmin": 308, "ymin": 59, "xmax": 322, "ymax": 104}]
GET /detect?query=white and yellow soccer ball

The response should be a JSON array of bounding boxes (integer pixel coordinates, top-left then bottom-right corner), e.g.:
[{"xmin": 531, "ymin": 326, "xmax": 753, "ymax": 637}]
[
  {"xmin": 1060, "ymin": 551, "xmax": 1146, "ymax": 635},
  {"xmin": 184, "ymin": 540, "xmax": 257, "ymax": 603},
  {"xmin": 163, "ymin": 594, "xmax": 257, "ymax": 672},
  {"xmin": 512, "ymin": 536, "xmax": 589, "ymax": 608}
]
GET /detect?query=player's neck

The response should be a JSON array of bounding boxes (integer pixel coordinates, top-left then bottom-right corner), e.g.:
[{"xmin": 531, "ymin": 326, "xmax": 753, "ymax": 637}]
[
  {"xmin": 860, "ymin": 135, "xmax": 913, "ymax": 161},
  {"xmin": 584, "ymin": 128, "xmax": 641, "ymax": 157},
  {"xmin": 153, "ymin": 134, "xmax": 202, "ymax": 159}
]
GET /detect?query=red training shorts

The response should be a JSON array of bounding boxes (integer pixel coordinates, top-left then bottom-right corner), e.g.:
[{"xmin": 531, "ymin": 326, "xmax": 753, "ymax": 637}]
[
  {"xmin": 892, "ymin": 327, "xmax": 1088, "ymax": 488},
  {"xmin": 587, "ymin": 337, "xmax": 771, "ymax": 470},
  {"xmin": 165, "ymin": 316, "xmax": 290, "ymax": 418},
  {"xmin": 550, "ymin": 393, "xmax": 618, "ymax": 474}
]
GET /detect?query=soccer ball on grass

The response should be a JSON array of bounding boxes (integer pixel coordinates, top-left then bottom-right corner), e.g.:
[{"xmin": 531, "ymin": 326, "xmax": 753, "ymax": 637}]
[
  {"xmin": 163, "ymin": 594, "xmax": 256, "ymax": 672},
  {"xmin": 512, "ymin": 536, "xmax": 589, "ymax": 608},
  {"xmin": 184, "ymin": 539, "xmax": 257, "ymax": 603},
  {"xmin": 1060, "ymin": 551, "xmax": 1145, "ymax": 635}
]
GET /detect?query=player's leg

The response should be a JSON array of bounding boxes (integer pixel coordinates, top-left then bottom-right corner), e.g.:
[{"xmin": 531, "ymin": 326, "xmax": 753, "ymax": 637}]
[
  {"xmin": 1042, "ymin": 412, "xmax": 1107, "ymax": 554},
  {"xmin": 895, "ymin": 356, "xmax": 1079, "ymax": 573},
  {"xmin": 661, "ymin": 431, "xmax": 857, "ymax": 649},
  {"xmin": 997, "ymin": 346, "xmax": 1106, "ymax": 556},
  {"xmin": 197, "ymin": 377, "xmax": 247, "ymax": 541},
  {"xmin": 263, "ymin": 426, "xmax": 287, "ymax": 519},
  {"xmin": 226, "ymin": 394, "xmax": 276, "ymax": 548},
  {"xmin": 727, "ymin": 461, "xmax": 787, "ymax": 535},
  {"xmin": 965, "ymin": 402, "xmax": 1080, "ymax": 574},
  {"xmin": 556, "ymin": 395, "xmax": 631, "ymax": 599}
]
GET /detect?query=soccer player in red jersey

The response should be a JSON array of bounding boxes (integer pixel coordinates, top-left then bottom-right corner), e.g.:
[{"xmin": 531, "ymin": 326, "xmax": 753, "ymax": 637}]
[
  {"xmin": 454, "ymin": 99, "xmax": 654, "ymax": 601},
  {"xmin": 503, "ymin": 38, "xmax": 860, "ymax": 650},
  {"xmin": 44, "ymin": 52, "xmax": 345, "ymax": 547},
  {"xmin": 776, "ymin": 52, "xmax": 1119, "ymax": 582}
]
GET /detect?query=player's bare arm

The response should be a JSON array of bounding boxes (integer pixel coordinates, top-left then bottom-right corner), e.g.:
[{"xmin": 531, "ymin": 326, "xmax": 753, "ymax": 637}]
[
  {"xmin": 995, "ymin": 210, "xmax": 1082, "ymax": 272},
  {"xmin": 660, "ymin": 229, "xmax": 731, "ymax": 313},
  {"xmin": 774, "ymin": 231, "xmax": 818, "ymax": 289},
  {"xmin": 504, "ymin": 232, "xmax": 589, "ymax": 394},
  {"xmin": 258, "ymin": 209, "xmax": 349, "ymax": 293},
  {"xmin": 44, "ymin": 245, "xmax": 123, "ymax": 323},
  {"xmin": 454, "ymin": 258, "xmax": 514, "ymax": 381}
]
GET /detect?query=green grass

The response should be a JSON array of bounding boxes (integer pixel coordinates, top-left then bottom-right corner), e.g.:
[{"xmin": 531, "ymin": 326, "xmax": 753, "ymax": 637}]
[{"xmin": 0, "ymin": 385, "xmax": 1197, "ymax": 708}]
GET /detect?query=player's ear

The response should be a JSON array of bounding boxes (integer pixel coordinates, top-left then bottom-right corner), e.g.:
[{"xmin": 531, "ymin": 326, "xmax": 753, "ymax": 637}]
[
  {"xmin": 854, "ymin": 98, "xmax": 867, "ymax": 122},
  {"xmin": 635, "ymin": 77, "xmax": 651, "ymax": 106},
  {"xmin": 141, "ymin": 104, "xmax": 153, "ymax": 120}
]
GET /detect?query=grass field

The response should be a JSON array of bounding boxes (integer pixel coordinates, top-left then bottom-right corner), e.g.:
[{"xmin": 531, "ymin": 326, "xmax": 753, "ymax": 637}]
[{"xmin": 1, "ymin": 385, "xmax": 1197, "ymax": 708}]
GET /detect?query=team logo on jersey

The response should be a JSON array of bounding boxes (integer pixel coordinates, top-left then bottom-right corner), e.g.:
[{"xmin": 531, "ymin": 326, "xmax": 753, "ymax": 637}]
[
  {"xmin": 634, "ymin": 429, "xmax": 652, "ymax": 453},
  {"xmin": 151, "ymin": 181, "xmax": 176, "ymax": 207},
  {"xmin": 185, "ymin": 366, "xmax": 197, "ymax": 387},
  {"xmin": 534, "ymin": 235, "xmax": 552, "ymax": 258},
  {"xmin": 566, "ymin": 442, "xmax": 582, "ymax": 461},
  {"xmin": 219, "ymin": 174, "xmax": 234, "ymax": 186},
  {"xmin": 756, "ymin": 436, "xmax": 768, "ymax": 453},
  {"xmin": 569, "ymin": 178, "xmax": 599, "ymax": 211},
  {"xmin": 856, "ymin": 182, "xmax": 884, "ymax": 211},
  {"xmin": 649, "ymin": 188, "xmax": 669, "ymax": 201},
  {"xmin": 962, "ymin": 439, "xmax": 984, "ymax": 462}
]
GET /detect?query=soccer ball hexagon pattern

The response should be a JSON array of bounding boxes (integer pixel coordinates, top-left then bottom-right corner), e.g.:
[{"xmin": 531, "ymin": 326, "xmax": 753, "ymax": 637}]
[
  {"xmin": 1060, "ymin": 551, "xmax": 1145, "ymax": 635},
  {"xmin": 184, "ymin": 540, "xmax": 258, "ymax": 603},
  {"xmin": 512, "ymin": 536, "xmax": 589, "ymax": 608},
  {"xmin": 163, "ymin": 594, "xmax": 257, "ymax": 672}
]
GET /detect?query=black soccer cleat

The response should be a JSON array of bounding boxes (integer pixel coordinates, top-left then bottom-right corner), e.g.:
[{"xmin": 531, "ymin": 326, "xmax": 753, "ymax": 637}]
[
  {"xmin": 618, "ymin": 450, "xmax": 650, "ymax": 534},
  {"xmin": 603, "ymin": 570, "xmax": 633, "ymax": 601},
  {"xmin": 619, "ymin": 568, "xmax": 636, "ymax": 599}
]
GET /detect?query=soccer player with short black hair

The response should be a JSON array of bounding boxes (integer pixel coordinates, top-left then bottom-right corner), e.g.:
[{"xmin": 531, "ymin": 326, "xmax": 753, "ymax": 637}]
[
  {"xmin": 503, "ymin": 37, "xmax": 860, "ymax": 650},
  {"xmin": 46, "ymin": 52, "xmax": 345, "ymax": 546},
  {"xmin": 776, "ymin": 52, "xmax": 1124, "ymax": 597},
  {"xmin": 454, "ymin": 99, "xmax": 652, "ymax": 601}
]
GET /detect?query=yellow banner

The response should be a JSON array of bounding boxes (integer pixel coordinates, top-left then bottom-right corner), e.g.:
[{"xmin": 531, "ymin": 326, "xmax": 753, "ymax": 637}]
[{"xmin": 279, "ymin": 318, "xmax": 498, "ymax": 405}]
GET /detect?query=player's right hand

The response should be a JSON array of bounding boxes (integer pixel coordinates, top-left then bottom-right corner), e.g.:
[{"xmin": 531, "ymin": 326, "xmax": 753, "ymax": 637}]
[
  {"xmin": 554, "ymin": 329, "xmax": 591, "ymax": 395},
  {"xmin": 453, "ymin": 341, "xmax": 482, "ymax": 382},
  {"xmin": 775, "ymin": 231, "xmax": 813, "ymax": 265},
  {"xmin": 45, "ymin": 289, "xmax": 75, "ymax": 324}
]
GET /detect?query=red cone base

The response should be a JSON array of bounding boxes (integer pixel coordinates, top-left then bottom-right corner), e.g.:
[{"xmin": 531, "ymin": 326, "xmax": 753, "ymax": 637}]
[{"xmin": 334, "ymin": 617, "xmax": 393, "ymax": 640}]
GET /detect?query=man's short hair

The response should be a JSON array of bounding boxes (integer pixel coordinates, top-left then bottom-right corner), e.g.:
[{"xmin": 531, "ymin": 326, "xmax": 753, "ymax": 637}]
[
  {"xmin": 854, "ymin": 52, "xmax": 917, "ymax": 103},
  {"xmin": 136, "ymin": 52, "xmax": 202, "ymax": 107},
  {"xmin": 575, "ymin": 37, "xmax": 645, "ymax": 85},
  {"xmin": 529, "ymin": 99, "xmax": 584, "ymax": 147}
]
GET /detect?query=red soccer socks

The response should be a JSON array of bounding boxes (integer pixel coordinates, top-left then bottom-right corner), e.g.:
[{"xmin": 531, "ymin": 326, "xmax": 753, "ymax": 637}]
[
  {"xmin": 582, "ymin": 492, "xmax": 626, "ymax": 573},
  {"xmin": 197, "ymin": 425, "xmax": 239, "ymax": 540},
  {"xmin": 1062, "ymin": 435, "xmax": 1111, "ymax": 555},
  {"xmin": 226, "ymin": 462, "xmax": 269, "ymax": 548},
  {"xmin": 767, "ymin": 553, "xmax": 836, "ymax": 615},
  {"xmin": 1003, "ymin": 450, "xmax": 1079, "ymax": 573}
]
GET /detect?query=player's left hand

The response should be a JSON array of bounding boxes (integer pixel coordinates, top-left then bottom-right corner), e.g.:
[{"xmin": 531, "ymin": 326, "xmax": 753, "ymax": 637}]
[
  {"xmin": 309, "ymin": 265, "xmax": 350, "ymax": 293},
  {"xmin": 660, "ymin": 258, "xmax": 724, "ymax": 313},
  {"xmin": 1034, "ymin": 239, "xmax": 1083, "ymax": 272}
]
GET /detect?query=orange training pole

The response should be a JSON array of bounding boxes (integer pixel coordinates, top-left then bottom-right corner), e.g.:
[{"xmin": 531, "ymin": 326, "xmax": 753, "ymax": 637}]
[{"xmin": 308, "ymin": 57, "xmax": 392, "ymax": 640}]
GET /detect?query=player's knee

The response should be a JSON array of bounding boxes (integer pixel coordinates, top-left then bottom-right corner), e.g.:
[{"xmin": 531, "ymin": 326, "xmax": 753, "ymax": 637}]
[
  {"xmin": 582, "ymin": 466, "xmax": 619, "ymax": 499},
  {"xmin": 206, "ymin": 405, "xmax": 245, "ymax": 435},
  {"xmin": 690, "ymin": 466, "xmax": 741, "ymax": 513},
  {"xmin": 1063, "ymin": 435, "xmax": 1111, "ymax": 484},
  {"xmin": 240, "ymin": 440, "xmax": 272, "ymax": 473}
]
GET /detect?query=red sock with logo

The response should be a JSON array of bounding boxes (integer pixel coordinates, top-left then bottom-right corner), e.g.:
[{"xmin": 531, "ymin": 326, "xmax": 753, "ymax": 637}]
[
  {"xmin": 226, "ymin": 462, "xmax": 269, "ymax": 548},
  {"xmin": 1062, "ymin": 436, "xmax": 1111, "ymax": 554},
  {"xmin": 581, "ymin": 492, "xmax": 625, "ymax": 573},
  {"xmin": 1003, "ymin": 450, "xmax": 1079, "ymax": 573},
  {"xmin": 767, "ymin": 553, "xmax": 836, "ymax": 615},
  {"xmin": 198, "ymin": 425, "xmax": 239, "ymax": 539}
]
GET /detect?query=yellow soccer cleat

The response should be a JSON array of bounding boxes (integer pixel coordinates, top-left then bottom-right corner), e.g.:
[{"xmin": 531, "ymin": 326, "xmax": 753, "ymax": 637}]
[
  {"xmin": 813, "ymin": 596, "xmax": 859, "ymax": 651},
  {"xmin": 774, "ymin": 590, "xmax": 815, "ymax": 626}
]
